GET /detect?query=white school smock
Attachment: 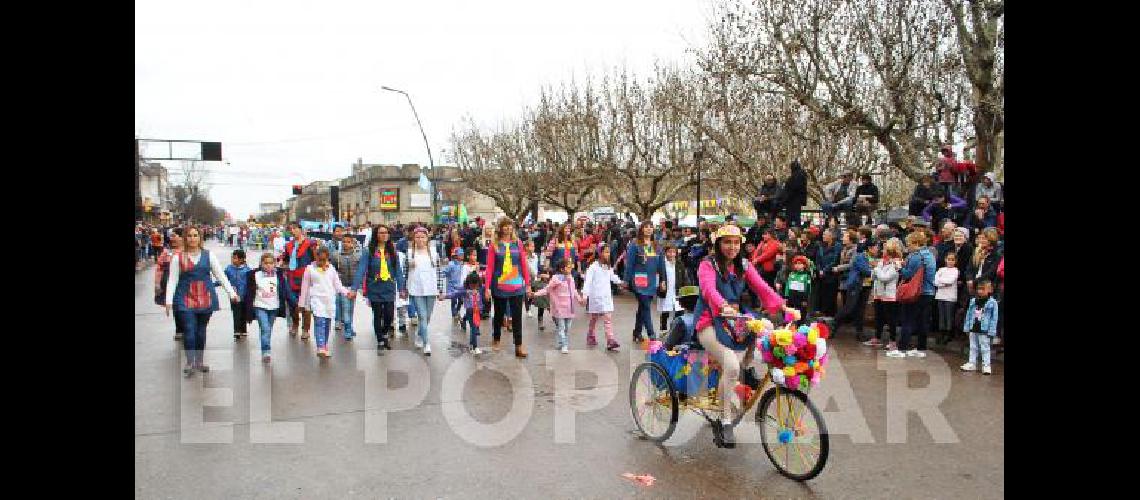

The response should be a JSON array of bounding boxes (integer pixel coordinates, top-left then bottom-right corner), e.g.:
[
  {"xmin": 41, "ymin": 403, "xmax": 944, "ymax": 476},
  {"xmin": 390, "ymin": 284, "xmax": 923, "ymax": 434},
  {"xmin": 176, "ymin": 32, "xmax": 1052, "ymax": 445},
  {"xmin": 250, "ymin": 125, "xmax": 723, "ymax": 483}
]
[
  {"xmin": 657, "ymin": 261, "xmax": 682, "ymax": 312},
  {"xmin": 582, "ymin": 262, "xmax": 622, "ymax": 313}
]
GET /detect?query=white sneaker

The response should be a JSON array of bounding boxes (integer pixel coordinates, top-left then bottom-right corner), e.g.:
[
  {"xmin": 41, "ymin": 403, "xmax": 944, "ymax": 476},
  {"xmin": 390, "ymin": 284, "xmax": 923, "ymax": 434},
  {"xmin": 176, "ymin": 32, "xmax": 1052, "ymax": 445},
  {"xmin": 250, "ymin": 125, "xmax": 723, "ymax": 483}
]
[
  {"xmin": 960, "ymin": 362, "xmax": 976, "ymax": 372},
  {"xmin": 982, "ymin": 365, "xmax": 992, "ymax": 375},
  {"xmin": 414, "ymin": 337, "xmax": 424, "ymax": 349},
  {"xmin": 471, "ymin": 346, "xmax": 483, "ymax": 355},
  {"xmin": 906, "ymin": 349, "xmax": 926, "ymax": 358},
  {"xmin": 561, "ymin": 345, "xmax": 569, "ymax": 354},
  {"xmin": 527, "ymin": 309, "xmax": 534, "ymax": 318},
  {"xmin": 885, "ymin": 349, "xmax": 906, "ymax": 358},
  {"xmin": 423, "ymin": 343, "xmax": 432, "ymax": 356}
]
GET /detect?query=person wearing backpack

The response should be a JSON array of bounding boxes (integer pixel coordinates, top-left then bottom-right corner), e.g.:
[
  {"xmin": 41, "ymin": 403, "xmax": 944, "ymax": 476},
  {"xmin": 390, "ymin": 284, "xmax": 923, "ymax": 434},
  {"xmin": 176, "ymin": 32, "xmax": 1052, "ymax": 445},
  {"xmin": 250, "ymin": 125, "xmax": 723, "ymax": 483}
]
[{"xmin": 887, "ymin": 231, "xmax": 937, "ymax": 358}]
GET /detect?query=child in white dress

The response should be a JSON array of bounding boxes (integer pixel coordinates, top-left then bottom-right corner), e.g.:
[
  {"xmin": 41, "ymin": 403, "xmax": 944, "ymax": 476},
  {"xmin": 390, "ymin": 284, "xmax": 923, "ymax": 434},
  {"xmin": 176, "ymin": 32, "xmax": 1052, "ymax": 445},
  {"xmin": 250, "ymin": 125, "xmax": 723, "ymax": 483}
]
[
  {"xmin": 299, "ymin": 247, "xmax": 351, "ymax": 358},
  {"xmin": 582, "ymin": 244, "xmax": 624, "ymax": 351}
]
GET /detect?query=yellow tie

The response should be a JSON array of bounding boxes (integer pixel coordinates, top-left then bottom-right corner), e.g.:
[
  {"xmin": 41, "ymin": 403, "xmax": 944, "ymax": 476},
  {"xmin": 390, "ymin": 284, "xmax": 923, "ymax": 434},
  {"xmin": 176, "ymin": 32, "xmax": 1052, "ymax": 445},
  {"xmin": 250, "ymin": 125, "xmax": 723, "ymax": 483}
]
[
  {"xmin": 500, "ymin": 243, "xmax": 514, "ymax": 278},
  {"xmin": 378, "ymin": 249, "xmax": 391, "ymax": 281}
]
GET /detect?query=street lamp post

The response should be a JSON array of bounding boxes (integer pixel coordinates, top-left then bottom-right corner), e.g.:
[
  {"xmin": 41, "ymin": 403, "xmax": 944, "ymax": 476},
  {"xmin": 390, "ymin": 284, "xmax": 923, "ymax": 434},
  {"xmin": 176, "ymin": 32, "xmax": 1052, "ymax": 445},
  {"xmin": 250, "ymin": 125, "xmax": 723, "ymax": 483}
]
[{"xmin": 381, "ymin": 86, "xmax": 437, "ymax": 224}]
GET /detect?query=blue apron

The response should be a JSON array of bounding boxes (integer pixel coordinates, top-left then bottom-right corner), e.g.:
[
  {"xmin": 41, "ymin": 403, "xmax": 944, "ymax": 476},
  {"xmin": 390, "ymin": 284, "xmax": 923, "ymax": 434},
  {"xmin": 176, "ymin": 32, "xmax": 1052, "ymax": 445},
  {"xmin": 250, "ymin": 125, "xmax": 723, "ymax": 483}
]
[
  {"xmin": 691, "ymin": 258, "xmax": 757, "ymax": 351},
  {"xmin": 172, "ymin": 251, "xmax": 220, "ymax": 313}
]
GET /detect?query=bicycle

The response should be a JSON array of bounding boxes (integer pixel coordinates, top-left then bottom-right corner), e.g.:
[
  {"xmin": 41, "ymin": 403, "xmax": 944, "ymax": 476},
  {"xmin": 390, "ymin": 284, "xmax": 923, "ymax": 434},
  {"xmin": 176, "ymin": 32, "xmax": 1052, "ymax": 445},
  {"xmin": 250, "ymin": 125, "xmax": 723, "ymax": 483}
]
[{"xmin": 629, "ymin": 314, "xmax": 830, "ymax": 481}]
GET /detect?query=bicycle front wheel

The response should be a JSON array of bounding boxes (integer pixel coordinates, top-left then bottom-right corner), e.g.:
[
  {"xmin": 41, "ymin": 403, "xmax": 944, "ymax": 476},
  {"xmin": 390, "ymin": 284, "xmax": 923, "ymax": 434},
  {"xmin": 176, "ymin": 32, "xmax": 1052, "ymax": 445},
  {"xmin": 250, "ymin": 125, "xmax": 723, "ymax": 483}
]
[
  {"xmin": 629, "ymin": 362, "xmax": 679, "ymax": 442},
  {"xmin": 756, "ymin": 387, "xmax": 829, "ymax": 481}
]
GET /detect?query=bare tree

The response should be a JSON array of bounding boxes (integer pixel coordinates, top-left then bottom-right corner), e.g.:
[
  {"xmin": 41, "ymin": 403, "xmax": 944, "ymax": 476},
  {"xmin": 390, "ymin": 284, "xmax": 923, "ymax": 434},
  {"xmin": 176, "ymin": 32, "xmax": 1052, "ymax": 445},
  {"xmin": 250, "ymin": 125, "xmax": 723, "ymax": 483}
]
[
  {"xmin": 592, "ymin": 67, "xmax": 700, "ymax": 221},
  {"xmin": 943, "ymin": 0, "xmax": 1003, "ymax": 171},
  {"xmin": 451, "ymin": 117, "xmax": 546, "ymax": 222},
  {"xmin": 531, "ymin": 82, "xmax": 605, "ymax": 216},
  {"xmin": 703, "ymin": 0, "xmax": 976, "ymax": 183}
]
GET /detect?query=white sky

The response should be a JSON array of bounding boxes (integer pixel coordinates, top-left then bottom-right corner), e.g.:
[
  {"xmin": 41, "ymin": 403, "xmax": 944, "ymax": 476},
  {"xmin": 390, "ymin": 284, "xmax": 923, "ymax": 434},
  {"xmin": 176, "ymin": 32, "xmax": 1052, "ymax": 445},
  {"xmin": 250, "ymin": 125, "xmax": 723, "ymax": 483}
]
[{"xmin": 136, "ymin": 0, "xmax": 713, "ymax": 219}]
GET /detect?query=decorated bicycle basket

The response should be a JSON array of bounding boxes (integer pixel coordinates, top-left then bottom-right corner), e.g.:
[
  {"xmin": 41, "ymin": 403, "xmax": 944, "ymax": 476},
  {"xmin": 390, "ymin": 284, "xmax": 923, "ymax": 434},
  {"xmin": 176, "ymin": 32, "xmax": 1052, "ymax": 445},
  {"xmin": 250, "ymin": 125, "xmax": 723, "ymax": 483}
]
[
  {"xmin": 648, "ymin": 341, "xmax": 721, "ymax": 396},
  {"xmin": 753, "ymin": 316, "xmax": 831, "ymax": 393}
]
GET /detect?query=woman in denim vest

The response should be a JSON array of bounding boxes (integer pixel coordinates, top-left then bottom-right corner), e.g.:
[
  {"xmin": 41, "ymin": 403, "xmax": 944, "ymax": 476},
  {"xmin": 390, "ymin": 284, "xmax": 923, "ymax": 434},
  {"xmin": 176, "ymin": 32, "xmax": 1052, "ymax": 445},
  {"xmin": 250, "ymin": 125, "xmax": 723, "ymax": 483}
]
[
  {"xmin": 165, "ymin": 226, "xmax": 240, "ymax": 377},
  {"xmin": 692, "ymin": 224, "xmax": 792, "ymax": 447},
  {"xmin": 623, "ymin": 221, "xmax": 666, "ymax": 344}
]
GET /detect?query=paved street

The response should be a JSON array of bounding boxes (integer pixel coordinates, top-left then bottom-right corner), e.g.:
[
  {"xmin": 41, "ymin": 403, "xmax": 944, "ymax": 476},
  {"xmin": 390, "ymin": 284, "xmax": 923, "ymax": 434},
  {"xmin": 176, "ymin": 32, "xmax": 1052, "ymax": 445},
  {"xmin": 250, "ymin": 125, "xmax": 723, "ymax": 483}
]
[{"xmin": 136, "ymin": 241, "xmax": 1003, "ymax": 499}]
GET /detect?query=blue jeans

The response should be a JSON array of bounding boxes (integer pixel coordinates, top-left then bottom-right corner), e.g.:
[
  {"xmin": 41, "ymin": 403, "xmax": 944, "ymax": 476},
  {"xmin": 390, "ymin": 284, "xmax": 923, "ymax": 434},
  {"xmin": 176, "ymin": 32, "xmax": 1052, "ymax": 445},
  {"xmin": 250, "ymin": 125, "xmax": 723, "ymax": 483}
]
[
  {"xmin": 633, "ymin": 293, "xmax": 656, "ymax": 340},
  {"xmin": 407, "ymin": 297, "xmax": 419, "ymax": 319},
  {"xmin": 554, "ymin": 318, "xmax": 572, "ymax": 348},
  {"xmin": 450, "ymin": 296, "xmax": 463, "ymax": 319},
  {"xmin": 410, "ymin": 295, "xmax": 436, "ymax": 345},
  {"xmin": 463, "ymin": 311, "xmax": 479, "ymax": 346},
  {"xmin": 314, "ymin": 317, "xmax": 331, "ymax": 350},
  {"xmin": 254, "ymin": 308, "xmax": 276, "ymax": 353},
  {"xmin": 821, "ymin": 200, "xmax": 853, "ymax": 219},
  {"xmin": 177, "ymin": 311, "xmax": 212, "ymax": 366},
  {"xmin": 336, "ymin": 295, "xmax": 356, "ymax": 338},
  {"xmin": 967, "ymin": 332, "xmax": 992, "ymax": 367}
]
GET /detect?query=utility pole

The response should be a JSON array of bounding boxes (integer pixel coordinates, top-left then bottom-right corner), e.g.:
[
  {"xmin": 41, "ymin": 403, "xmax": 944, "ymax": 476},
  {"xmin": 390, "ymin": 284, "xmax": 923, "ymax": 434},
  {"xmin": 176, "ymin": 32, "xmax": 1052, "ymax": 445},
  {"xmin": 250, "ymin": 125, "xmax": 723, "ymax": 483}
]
[{"xmin": 380, "ymin": 86, "xmax": 437, "ymax": 224}]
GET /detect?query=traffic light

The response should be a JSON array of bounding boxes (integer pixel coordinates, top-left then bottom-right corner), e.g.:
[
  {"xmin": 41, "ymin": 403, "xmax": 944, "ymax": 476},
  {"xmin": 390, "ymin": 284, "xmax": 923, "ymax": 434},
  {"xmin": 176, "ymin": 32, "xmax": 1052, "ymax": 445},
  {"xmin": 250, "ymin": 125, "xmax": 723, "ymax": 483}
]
[
  {"xmin": 292, "ymin": 185, "xmax": 303, "ymax": 195},
  {"xmin": 201, "ymin": 142, "xmax": 222, "ymax": 161}
]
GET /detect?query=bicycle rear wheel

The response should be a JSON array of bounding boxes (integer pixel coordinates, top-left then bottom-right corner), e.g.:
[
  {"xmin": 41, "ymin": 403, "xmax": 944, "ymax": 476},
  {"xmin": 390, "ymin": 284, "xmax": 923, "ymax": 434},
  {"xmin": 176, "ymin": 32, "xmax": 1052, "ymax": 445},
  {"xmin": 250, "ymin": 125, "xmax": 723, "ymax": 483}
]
[
  {"xmin": 756, "ymin": 387, "xmax": 829, "ymax": 481},
  {"xmin": 629, "ymin": 362, "xmax": 679, "ymax": 442}
]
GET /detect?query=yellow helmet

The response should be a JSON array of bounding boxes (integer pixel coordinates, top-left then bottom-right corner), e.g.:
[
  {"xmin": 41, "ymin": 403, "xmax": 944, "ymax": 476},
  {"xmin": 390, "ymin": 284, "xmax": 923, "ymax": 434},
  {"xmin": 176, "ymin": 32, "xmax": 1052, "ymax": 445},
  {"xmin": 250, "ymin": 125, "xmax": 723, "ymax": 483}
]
[{"xmin": 714, "ymin": 224, "xmax": 743, "ymax": 242}]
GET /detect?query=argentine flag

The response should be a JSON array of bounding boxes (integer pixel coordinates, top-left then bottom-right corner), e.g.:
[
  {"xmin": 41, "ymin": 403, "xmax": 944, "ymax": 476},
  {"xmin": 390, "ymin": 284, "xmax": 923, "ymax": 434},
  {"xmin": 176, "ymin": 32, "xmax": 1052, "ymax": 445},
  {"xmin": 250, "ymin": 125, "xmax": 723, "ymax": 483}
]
[{"xmin": 418, "ymin": 170, "xmax": 432, "ymax": 192}]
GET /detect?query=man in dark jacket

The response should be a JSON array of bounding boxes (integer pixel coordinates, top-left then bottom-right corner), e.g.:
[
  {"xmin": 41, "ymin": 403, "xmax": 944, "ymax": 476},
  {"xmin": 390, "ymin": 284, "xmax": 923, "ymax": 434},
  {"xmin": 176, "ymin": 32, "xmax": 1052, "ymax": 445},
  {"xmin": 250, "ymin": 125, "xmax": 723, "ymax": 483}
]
[
  {"xmin": 745, "ymin": 214, "xmax": 770, "ymax": 246},
  {"xmin": 753, "ymin": 174, "xmax": 783, "ymax": 222},
  {"xmin": 772, "ymin": 215, "xmax": 791, "ymax": 243},
  {"xmin": 964, "ymin": 196, "xmax": 998, "ymax": 232},
  {"xmin": 782, "ymin": 161, "xmax": 809, "ymax": 227},
  {"xmin": 909, "ymin": 175, "xmax": 939, "ymax": 216},
  {"xmin": 853, "ymin": 174, "xmax": 880, "ymax": 224}
]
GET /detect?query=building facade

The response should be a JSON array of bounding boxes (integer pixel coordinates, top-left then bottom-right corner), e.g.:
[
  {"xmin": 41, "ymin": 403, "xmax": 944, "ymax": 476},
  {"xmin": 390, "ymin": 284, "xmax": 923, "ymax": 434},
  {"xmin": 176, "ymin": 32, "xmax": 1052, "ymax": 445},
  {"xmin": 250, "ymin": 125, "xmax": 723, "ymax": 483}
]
[
  {"xmin": 337, "ymin": 159, "xmax": 501, "ymax": 226},
  {"xmin": 139, "ymin": 163, "xmax": 172, "ymax": 223},
  {"xmin": 257, "ymin": 202, "xmax": 283, "ymax": 217}
]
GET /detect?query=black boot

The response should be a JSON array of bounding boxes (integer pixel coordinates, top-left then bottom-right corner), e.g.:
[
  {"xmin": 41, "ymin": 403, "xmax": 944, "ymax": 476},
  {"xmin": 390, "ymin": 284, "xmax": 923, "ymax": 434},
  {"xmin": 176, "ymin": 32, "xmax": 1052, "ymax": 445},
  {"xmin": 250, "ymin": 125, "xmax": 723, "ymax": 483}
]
[
  {"xmin": 743, "ymin": 367, "xmax": 761, "ymax": 390},
  {"xmin": 712, "ymin": 421, "xmax": 736, "ymax": 449}
]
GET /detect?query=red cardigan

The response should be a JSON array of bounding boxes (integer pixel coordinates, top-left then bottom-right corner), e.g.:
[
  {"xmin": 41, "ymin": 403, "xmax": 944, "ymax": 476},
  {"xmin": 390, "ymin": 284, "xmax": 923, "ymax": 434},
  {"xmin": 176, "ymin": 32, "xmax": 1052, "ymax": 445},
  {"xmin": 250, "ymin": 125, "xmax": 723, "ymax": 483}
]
[{"xmin": 751, "ymin": 239, "xmax": 781, "ymax": 273}]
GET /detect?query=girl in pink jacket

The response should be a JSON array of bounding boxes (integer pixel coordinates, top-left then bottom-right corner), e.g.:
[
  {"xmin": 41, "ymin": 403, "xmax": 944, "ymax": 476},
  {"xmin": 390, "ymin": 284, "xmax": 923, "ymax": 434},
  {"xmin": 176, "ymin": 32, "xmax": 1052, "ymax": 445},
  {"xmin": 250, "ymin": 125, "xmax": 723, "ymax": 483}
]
[{"xmin": 532, "ymin": 259, "xmax": 586, "ymax": 354}]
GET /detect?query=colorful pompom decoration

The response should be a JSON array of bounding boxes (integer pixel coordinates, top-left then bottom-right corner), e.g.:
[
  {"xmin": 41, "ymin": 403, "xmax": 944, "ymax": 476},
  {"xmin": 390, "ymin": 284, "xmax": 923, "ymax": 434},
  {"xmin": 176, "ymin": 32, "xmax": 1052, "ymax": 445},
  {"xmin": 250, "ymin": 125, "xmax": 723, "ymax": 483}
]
[
  {"xmin": 778, "ymin": 428, "xmax": 794, "ymax": 444},
  {"xmin": 734, "ymin": 383, "xmax": 754, "ymax": 403},
  {"xmin": 774, "ymin": 329, "xmax": 793, "ymax": 346},
  {"xmin": 793, "ymin": 333, "xmax": 808, "ymax": 347},
  {"xmin": 647, "ymin": 340, "xmax": 663, "ymax": 354},
  {"xmin": 757, "ymin": 321, "xmax": 831, "ymax": 391}
]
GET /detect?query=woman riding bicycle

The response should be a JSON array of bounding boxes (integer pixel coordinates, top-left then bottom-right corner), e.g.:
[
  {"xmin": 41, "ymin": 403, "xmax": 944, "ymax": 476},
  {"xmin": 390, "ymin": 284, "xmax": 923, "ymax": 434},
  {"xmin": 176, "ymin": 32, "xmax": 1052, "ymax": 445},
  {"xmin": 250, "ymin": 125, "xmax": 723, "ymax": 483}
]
[{"xmin": 694, "ymin": 224, "xmax": 795, "ymax": 446}]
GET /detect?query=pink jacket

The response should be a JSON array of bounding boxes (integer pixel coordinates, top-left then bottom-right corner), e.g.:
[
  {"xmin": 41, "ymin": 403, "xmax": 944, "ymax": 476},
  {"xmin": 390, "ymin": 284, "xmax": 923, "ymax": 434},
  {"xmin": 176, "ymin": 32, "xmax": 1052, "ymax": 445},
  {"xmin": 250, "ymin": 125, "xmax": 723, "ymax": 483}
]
[
  {"xmin": 695, "ymin": 258, "xmax": 785, "ymax": 332},
  {"xmin": 531, "ymin": 273, "xmax": 585, "ymax": 319}
]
